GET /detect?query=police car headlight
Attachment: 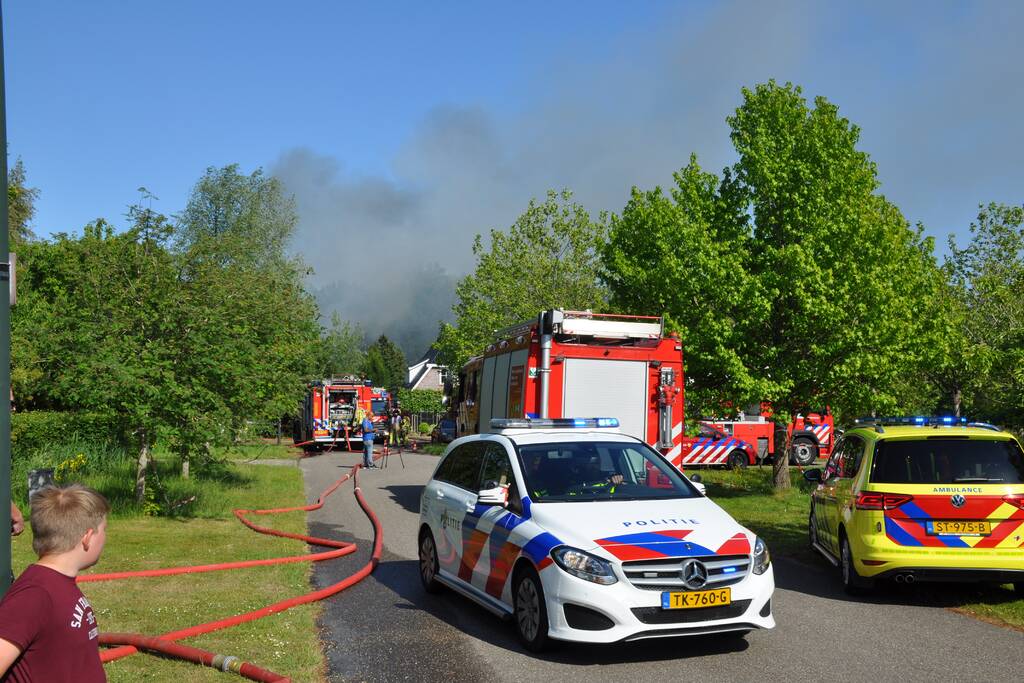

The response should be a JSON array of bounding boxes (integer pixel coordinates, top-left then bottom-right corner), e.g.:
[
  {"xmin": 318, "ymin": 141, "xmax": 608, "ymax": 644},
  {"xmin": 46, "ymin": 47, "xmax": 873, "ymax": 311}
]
[
  {"xmin": 551, "ymin": 546, "xmax": 618, "ymax": 585},
  {"xmin": 752, "ymin": 536, "xmax": 770, "ymax": 575}
]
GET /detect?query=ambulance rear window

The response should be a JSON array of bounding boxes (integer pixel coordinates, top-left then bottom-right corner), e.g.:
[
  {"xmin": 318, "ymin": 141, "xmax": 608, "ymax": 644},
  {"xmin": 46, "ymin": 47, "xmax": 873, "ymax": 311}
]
[{"xmin": 870, "ymin": 438, "xmax": 1024, "ymax": 484}]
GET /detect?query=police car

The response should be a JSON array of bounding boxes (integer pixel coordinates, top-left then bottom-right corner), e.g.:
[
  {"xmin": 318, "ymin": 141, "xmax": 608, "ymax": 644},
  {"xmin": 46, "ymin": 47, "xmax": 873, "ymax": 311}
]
[{"xmin": 417, "ymin": 418, "xmax": 775, "ymax": 651}]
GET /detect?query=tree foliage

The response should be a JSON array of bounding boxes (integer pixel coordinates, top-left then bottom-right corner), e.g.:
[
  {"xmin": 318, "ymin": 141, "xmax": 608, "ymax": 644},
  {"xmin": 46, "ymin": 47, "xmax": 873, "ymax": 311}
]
[
  {"xmin": 605, "ymin": 81, "xmax": 941, "ymax": 488},
  {"xmin": 942, "ymin": 203, "xmax": 1024, "ymax": 426},
  {"xmin": 10, "ymin": 165, "xmax": 320, "ymax": 498},
  {"xmin": 314, "ymin": 314, "xmax": 367, "ymax": 378},
  {"xmin": 8, "ymin": 158, "xmax": 38, "ymax": 247},
  {"xmin": 436, "ymin": 189, "xmax": 608, "ymax": 370},
  {"xmin": 364, "ymin": 335, "xmax": 406, "ymax": 390}
]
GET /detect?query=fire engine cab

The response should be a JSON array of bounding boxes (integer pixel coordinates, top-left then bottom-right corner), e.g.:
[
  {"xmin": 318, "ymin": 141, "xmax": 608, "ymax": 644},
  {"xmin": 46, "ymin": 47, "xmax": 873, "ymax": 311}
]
[
  {"xmin": 294, "ymin": 377, "xmax": 391, "ymax": 451},
  {"xmin": 451, "ymin": 310, "xmax": 757, "ymax": 470}
]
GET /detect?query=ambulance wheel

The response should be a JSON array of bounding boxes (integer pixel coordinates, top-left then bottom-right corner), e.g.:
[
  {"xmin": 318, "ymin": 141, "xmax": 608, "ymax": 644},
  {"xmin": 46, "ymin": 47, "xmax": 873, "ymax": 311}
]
[
  {"xmin": 418, "ymin": 528, "xmax": 442, "ymax": 594},
  {"xmin": 790, "ymin": 438, "xmax": 818, "ymax": 466},
  {"xmin": 728, "ymin": 450, "xmax": 748, "ymax": 469},
  {"xmin": 840, "ymin": 532, "xmax": 873, "ymax": 595},
  {"xmin": 513, "ymin": 565, "xmax": 550, "ymax": 652}
]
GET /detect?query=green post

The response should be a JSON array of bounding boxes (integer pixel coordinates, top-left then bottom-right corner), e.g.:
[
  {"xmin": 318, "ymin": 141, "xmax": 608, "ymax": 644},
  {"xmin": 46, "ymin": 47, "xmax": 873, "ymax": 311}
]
[{"xmin": 0, "ymin": 1, "xmax": 13, "ymax": 596}]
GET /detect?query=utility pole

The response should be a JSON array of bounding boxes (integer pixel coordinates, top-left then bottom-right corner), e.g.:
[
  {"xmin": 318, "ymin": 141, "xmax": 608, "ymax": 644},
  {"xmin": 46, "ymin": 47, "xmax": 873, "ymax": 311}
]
[{"xmin": 0, "ymin": 1, "xmax": 13, "ymax": 596}]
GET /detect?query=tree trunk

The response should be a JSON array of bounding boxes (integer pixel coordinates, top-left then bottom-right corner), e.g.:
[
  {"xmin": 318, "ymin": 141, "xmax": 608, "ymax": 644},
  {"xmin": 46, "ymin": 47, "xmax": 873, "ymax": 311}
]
[
  {"xmin": 953, "ymin": 388, "xmax": 962, "ymax": 418},
  {"xmin": 772, "ymin": 426, "xmax": 791, "ymax": 491},
  {"xmin": 135, "ymin": 432, "xmax": 150, "ymax": 504},
  {"xmin": 180, "ymin": 444, "xmax": 190, "ymax": 480}
]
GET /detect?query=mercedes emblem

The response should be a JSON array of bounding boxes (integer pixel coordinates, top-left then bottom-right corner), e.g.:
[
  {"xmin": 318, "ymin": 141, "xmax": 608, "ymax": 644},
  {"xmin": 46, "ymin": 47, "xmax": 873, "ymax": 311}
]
[{"xmin": 680, "ymin": 558, "xmax": 709, "ymax": 590}]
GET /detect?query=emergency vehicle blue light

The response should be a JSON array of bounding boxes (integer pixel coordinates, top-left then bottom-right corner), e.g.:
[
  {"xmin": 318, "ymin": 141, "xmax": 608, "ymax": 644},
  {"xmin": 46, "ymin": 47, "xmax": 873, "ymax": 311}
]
[
  {"xmin": 490, "ymin": 417, "xmax": 621, "ymax": 430},
  {"xmin": 722, "ymin": 566, "xmax": 738, "ymax": 574},
  {"xmin": 855, "ymin": 416, "xmax": 969, "ymax": 427}
]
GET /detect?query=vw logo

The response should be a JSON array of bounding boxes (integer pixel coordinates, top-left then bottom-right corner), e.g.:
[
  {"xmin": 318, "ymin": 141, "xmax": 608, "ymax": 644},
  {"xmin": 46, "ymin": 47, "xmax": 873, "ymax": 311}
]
[
  {"xmin": 951, "ymin": 494, "xmax": 967, "ymax": 509},
  {"xmin": 680, "ymin": 559, "xmax": 708, "ymax": 589}
]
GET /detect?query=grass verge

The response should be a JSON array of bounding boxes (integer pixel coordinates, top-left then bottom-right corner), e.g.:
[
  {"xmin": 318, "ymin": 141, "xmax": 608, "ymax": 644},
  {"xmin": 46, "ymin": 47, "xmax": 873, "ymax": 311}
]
[
  {"xmin": 697, "ymin": 466, "xmax": 1024, "ymax": 630},
  {"xmin": 12, "ymin": 455, "xmax": 327, "ymax": 682}
]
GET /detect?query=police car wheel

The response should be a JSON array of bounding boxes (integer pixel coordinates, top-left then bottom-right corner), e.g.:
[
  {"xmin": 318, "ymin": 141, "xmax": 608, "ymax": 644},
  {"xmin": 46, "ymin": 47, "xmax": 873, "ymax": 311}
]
[
  {"xmin": 513, "ymin": 567, "xmax": 550, "ymax": 652},
  {"xmin": 728, "ymin": 451, "xmax": 748, "ymax": 469},
  {"xmin": 789, "ymin": 438, "xmax": 818, "ymax": 466},
  {"xmin": 840, "ymin": 534, "xmax": 872, "ymax": 595},
  {"xmin": 418, "ymin": 530, "xmax": 442, "ymax": 594}
]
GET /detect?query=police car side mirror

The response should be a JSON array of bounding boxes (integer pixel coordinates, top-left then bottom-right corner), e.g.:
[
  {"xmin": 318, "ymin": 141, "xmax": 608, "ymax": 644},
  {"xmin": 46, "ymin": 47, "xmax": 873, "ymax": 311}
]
[
  {"xmin": 686, "ymin": 474, "xmax": 706, "ymax": 496},
  {"xmin": 803, "ymin": 468, "xmax": 823, "ymax": 484},
  {"xmin": 477, "ymin": 485, "xmax": 508, "ymax": 506}
]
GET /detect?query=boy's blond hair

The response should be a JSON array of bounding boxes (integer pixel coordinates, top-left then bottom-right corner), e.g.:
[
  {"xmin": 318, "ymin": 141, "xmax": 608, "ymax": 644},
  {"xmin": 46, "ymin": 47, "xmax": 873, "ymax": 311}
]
[{"xmin": 30, "ymin": 484, "xmax": 110, "ymax": 557}]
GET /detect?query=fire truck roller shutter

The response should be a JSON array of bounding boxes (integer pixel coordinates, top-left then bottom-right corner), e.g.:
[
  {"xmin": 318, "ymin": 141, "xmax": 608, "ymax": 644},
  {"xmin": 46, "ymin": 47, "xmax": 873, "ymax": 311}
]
[
  {"xmin": 479, "ymin": 356, "xmax": 496, "ymax": 433},
  {"xmin": 490, "ymin": 353, "xmax": 511, "ymax": 423},
  {"xmin": 562, "ymin": 358, "xmax": 648, "ymax": 441}
]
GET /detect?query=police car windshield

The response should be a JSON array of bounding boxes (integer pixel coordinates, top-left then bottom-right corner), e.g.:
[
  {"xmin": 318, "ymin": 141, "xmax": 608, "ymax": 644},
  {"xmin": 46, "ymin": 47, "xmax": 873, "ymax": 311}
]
[
  {"xmin": 517, "ymin": 440, "xmax": 699, "ymax": 502},
  {"xmin": 870, "ymin": 438, "xmax": 1024, "ymax": 484}
]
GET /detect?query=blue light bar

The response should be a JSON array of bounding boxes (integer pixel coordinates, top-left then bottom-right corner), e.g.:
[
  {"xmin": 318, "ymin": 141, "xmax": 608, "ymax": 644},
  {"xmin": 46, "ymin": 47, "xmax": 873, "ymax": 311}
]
[
  {"xmin": 854, "ymin": 416, "xmax": 970, "ymax": 427},
  {"xmin": 490, "ymin": 417, "xmax": 620, "ymax": 430}
]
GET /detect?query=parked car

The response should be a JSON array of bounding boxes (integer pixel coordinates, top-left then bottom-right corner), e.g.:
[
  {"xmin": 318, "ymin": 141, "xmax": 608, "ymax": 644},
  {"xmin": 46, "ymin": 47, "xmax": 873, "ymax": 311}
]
[
  {"xmin": 431, "ymin": 417, "xmax": 457, "ymax": 443},
  {"xmin": 417, "ymin": 417, "xmax": 775, "ymax": 650},
  {"xmin": 805, "ymin": 416, "xmax": 1024, "ymax": 594}
]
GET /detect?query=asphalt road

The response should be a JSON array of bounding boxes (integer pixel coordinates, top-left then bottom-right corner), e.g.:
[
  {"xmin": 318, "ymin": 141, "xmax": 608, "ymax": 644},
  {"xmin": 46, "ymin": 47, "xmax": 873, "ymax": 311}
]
[{"xmin": 301, "ymin": 448, "xmax": 1022, "ymax": 683}]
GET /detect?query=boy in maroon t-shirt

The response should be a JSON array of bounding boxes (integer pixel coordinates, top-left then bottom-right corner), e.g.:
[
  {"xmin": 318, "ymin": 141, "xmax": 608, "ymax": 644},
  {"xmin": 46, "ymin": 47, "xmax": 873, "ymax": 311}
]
[{"xmin": 0, "ymin": 484, "xmax": 109, "ymax": 682}]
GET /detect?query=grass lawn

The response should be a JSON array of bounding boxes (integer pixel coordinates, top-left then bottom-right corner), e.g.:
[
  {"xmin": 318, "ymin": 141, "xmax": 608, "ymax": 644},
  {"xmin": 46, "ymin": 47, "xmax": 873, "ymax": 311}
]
[
  {"xmin": 12, "ymin": 450, "xmax": 328, "ymax": 682},
  {"xmin": 697, "ymin": 466, "xmax": 1024, "ymax": 631}
]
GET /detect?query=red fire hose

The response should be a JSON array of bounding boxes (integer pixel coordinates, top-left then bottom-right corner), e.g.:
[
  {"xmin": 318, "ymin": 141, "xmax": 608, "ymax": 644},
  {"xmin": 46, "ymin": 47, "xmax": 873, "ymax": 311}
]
[
  {"xmin": 98, "ymin": 633, "xmax": 289, "ymax": 683},
  {"xmin": 83, "ymin": 460, "xmax": 383, "ymax": 681}
]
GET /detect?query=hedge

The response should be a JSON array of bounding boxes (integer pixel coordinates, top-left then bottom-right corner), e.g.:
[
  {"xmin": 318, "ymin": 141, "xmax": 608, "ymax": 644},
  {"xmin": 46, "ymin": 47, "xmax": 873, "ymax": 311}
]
[{"xmin": 11, "ymin": 411, "xmax": 128, "ymax": 460}]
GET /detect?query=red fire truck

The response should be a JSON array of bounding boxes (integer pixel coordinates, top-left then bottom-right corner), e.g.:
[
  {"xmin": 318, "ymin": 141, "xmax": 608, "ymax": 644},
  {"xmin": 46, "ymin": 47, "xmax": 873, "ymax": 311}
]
[
  {"xmin": 705, "ymin": 404, "xmax": 835, "ymax": 466},
  {"xmin": 451, "ymin": 309, "xmax": 758, "ymax": 469},
  {"xmin": 293, "ymin": 377, "xmax": 391, "ymax": 451}
]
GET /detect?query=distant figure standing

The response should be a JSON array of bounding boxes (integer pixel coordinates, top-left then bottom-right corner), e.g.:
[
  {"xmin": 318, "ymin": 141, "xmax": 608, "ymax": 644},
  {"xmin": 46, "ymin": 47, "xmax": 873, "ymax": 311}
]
[{"xmin": 361, "ymin": 414, "xmax": 376, "ymax": 469}]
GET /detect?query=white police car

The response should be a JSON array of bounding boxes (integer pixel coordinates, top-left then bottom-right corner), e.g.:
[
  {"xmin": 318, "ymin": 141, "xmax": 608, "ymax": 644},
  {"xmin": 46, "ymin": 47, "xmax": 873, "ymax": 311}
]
[{"xmin": 417, "ymin": 418, "xmax": 775, "ymax": 651}]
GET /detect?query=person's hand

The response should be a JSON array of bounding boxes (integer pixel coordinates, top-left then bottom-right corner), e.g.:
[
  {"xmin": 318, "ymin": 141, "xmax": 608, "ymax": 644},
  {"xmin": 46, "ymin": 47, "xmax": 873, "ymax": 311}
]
[
  {"xmin": 10, "ymin": 502, "xmax": 24, "ymax": 537},
  {"xmin": 608, "ymin": 473, "xmax": 624, "ymax": 486}
]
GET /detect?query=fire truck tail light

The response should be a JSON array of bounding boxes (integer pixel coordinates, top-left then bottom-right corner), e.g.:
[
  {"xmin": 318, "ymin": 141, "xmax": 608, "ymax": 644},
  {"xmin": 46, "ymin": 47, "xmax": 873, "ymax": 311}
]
[
  {"xmin": 856, "ymin": 492, "xmax": 913, "ymax": 510},
  {"xmin": 490, "ymin": 417, "xmax": 619, "ymax": 430}
]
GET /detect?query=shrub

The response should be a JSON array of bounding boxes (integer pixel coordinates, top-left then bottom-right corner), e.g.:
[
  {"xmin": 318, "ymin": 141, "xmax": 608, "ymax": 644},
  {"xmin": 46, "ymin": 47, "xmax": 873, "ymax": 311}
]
[
  {"xmin": 11, "ymin": 411, "xmax": 127, "ymax": 459},
  {"xmin": 418, "ymin": 422, "xmax": 433, "ymax": 435}
]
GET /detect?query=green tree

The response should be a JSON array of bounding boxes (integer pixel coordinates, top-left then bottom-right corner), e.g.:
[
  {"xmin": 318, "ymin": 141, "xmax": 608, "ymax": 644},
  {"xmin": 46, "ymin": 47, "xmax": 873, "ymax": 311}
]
[
  {"xmin": 603, "ymin": 156, "xmax": 764, "ymax": 418},
  {"xmin": 315, "ymin": 314, "xmax": 367, "ymax": 378},
  {"xmin": 436, "ymin": 189, "xmax": 608, "ymax": 371},
  {"xmin": 8, "ymin": 158, "xmax": 38, "ymax": 247},
  {"xmin": 364, "ymin": 335, "xmax": 406, "ymax": 390},
  {"xmin": 945, "ymin": 203, "xmax": 1024, "ymax": 427},
  {"xmin": 176, "ymin": 164, "xmax": 295, "ymax": 267},
  {"xmin": 605, "ymin": 82, "xmax": 938, "ymax": 489}
]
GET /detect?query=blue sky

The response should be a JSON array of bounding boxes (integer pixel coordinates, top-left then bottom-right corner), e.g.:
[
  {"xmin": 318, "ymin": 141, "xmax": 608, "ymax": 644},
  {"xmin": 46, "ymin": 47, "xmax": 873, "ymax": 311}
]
[{"xmin": 6, "ymin": 2, "xmax": 1024, "ymax": 352}]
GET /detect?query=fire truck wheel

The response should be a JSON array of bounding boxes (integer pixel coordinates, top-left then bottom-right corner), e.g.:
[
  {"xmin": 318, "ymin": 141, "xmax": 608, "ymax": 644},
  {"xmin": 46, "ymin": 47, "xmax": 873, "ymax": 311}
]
[
  {"xmin": 789, "ymin": 437, "xmax": 818, "ymax": 466},
  {"xmin": 728, "ymin": 450, "xmax": 748, "ymax": 469}
]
